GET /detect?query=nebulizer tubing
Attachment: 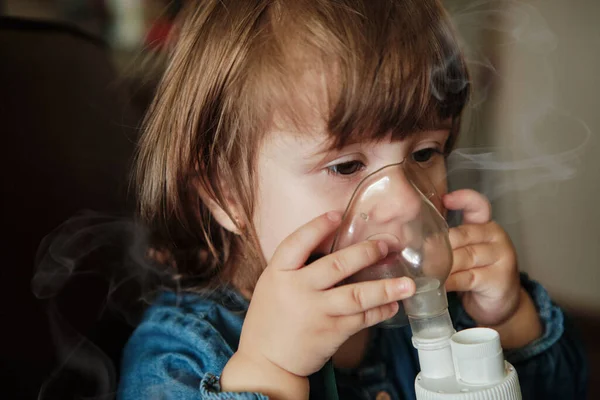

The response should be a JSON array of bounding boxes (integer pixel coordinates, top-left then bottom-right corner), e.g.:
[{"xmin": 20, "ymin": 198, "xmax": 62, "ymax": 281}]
[{"xmin": 321, "ymin": 162, "xmax": 521, "ymax": 399}]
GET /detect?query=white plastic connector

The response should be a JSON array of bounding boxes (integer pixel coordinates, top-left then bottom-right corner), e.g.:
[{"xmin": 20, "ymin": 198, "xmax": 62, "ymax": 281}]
[
  {"xmin": 414, "ymin": 336, "xmax": 455, "ymax": 379},
  {"xmin": 410, "ymin": 309, "xmax": 456, "ymax": 379}
]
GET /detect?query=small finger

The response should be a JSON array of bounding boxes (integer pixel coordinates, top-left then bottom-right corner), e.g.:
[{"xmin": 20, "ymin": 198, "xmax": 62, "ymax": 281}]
[
  {"xmin": 303, "ymin": 240, "xmax": 388, "ymax": 289},
  {"xmin": 445, "ymin": 270, "xmax": 477, "ymax": 292},
  {"xmin": 270, "ymin": 211, "xmax": 342, "ymax": 271},
  {"xmin": 336, "ymin": 302, "xmax": 400, "ymax": 333},
  {"xmin": 451, "ymin": 243, "xmax": 500, "ymax": 274},
  {"xmin": 443, "ymin": 189, "xmax": 491, "ymax": 224},
  {"xmin": 445, "ymin": 267, "xmax": 501, "ymax": 293},
  {"xmin": 448, "ymin": 223, "xmax": 496, "ymax": 249},
  {"xmin": 324, "ymin": 277, "xmax": 415, "ymax": 316}
]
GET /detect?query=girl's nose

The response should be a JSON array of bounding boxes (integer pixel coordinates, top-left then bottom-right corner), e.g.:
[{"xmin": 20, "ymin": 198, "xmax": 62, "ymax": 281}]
[{"xmin": 368, "ymin": 167, "xmax": 422, "ymax": 225}]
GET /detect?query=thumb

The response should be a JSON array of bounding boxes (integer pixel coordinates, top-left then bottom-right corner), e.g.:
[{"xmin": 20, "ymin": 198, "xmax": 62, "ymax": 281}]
[{"xmin": 270, "ymin": 211, "xmax": 342, "ymax": 271}]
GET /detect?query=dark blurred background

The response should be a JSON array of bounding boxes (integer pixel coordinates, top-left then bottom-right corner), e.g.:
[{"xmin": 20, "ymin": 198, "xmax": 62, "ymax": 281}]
[{"xmin": 0, "ymin": 0, "xmax": 597, "ymax": 399}]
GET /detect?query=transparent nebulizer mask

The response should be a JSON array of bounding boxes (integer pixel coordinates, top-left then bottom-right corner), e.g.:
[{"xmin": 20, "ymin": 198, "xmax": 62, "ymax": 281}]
[
  {"xmin": 326, "ymin": 160, "xmax": 522, "ymax": 400},
  {"xmin": 330, "ymin": 160, "xmax": 452, "ymax": 328}
]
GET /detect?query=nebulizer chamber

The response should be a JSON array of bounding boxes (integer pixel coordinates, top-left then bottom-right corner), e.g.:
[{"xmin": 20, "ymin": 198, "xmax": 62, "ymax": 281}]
[{"xmin": 330, "ymin": 162, "xmax": 521, "ymax": 399}]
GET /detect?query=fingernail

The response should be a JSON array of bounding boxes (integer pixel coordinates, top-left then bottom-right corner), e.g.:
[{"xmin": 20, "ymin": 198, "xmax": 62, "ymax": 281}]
[
  {"xmin": 327, "ymin": 211, "xmax": 342, "ymax": 221},
  {"xmin": 378, "ymin": 241, "xmax": 388, "ymax": 256},
  {"xmin": 397, "ymin": 278, "xmax": 410, "ymax": 292}
]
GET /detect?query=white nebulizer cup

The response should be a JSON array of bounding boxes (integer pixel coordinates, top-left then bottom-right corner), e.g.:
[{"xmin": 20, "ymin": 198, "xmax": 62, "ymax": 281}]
[{"xmin": 330, "ymin": 162, "xmax": 521, "ymax": 399}]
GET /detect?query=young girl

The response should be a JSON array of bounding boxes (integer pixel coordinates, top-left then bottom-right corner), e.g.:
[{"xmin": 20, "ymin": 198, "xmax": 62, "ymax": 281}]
[{"xmin": 118, "ymin": 0, "xmax": 587, "ymax": 398}]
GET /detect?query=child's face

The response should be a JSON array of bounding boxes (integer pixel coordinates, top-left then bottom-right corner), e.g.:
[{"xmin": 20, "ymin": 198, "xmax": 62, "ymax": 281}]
[{"xmin": 252, "ymin": 120, "xmax": 451, "ymax": 264}]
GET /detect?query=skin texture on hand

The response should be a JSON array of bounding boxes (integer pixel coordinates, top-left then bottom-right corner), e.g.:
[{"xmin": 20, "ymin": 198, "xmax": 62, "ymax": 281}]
[
  {"xmin": 443, "ymin": 189, "xmax": 542, "ymax": 349},
  {"xmin": 220, "ymin": 212, "xmax": 416, "ymax": 398},
  {"xmin": 220, "ymin": 352, "xmax": 310, "ymax": 400}
]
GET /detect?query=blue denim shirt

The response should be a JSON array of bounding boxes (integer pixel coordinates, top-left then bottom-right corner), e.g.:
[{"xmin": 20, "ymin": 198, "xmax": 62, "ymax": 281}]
[{"xmin": 117, "ymin": 274, "xmax": 587, "ymax": 399}]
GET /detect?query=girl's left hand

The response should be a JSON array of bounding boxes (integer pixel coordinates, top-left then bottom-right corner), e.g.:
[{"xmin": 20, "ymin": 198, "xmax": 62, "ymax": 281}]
[{"xmin": 442, "ymin": 189, "xmax": 522, "ymax": 327}]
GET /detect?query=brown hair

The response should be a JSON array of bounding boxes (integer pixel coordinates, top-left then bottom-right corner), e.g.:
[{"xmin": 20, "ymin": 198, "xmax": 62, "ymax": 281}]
[{"xmin": 134, "ymin": 0, "xmax": 470, "ymax": 292}]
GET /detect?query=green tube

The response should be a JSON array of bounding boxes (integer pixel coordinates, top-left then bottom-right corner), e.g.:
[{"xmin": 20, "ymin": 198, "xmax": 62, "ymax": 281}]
[{"xmin": 322, "ymin": 359, "xmax": 339, "ymax": 400}]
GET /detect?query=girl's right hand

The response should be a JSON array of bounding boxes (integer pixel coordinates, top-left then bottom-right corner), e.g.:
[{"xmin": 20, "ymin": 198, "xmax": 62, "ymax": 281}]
[{"xmin": 220, "ymin": 211, "xmax": 415, "ymax": 397}]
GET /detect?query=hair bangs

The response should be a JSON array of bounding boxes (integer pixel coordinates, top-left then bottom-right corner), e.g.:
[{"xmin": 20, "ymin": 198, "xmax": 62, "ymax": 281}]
[{"xmin": 261, "ymin": 0, "xmax": 470, "ymax": 151}]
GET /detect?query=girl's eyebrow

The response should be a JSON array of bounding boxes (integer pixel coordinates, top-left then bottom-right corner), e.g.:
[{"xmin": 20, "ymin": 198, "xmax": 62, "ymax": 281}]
[
  {"xmin": 308, "ymin": 140, "xmax": 361, "ymax": 159},
  {"xmin": 435, "ymin": 121, "xmax": 453, "ymax": 131},
  {"xmin": 418, "ymin": 119, "xmax": 453, "ymax": 132},
  {"xmin": 307, "ymin": 120, "xmax": 453, "ymax": 159}
]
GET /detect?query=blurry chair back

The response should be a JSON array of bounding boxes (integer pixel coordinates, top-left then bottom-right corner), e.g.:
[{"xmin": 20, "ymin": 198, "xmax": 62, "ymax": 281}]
[{"xmin": 0, "ymin": 16, "xmax": 143, "ymax": 399}]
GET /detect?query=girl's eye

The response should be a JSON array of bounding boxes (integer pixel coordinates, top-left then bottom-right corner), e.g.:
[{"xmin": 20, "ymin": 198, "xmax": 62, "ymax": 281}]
[
  {"xmin": 327, "ymin": 160, "xmax": 365, "ymax": 176},
  {"xmin": 412, "ymin": 147, "xmax": 443, "ymax": 164}
]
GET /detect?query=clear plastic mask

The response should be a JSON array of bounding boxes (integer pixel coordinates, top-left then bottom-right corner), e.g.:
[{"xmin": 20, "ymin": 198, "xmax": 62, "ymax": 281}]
[{"xmin": 330, "ymin": 161, "xmax": 453, "ymax": 327}]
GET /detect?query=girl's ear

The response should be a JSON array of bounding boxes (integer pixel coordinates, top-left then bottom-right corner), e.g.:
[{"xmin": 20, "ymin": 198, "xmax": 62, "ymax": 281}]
[
  {"xmin": 196, "ymin": 177, "xmax": 244, "ymax": 235},
  {"xmin": 205, "ymin": 197, "xmax": 243, "ymax": 234}
]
